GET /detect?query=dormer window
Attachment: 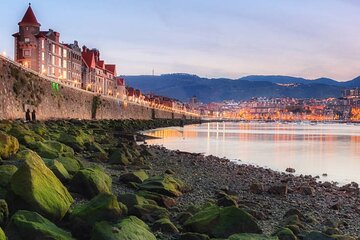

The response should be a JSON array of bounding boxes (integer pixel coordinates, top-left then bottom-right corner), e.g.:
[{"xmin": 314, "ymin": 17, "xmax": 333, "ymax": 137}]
[{"xmin": 24, "ymin": 38, "xmax": 30, "ymax": 43}]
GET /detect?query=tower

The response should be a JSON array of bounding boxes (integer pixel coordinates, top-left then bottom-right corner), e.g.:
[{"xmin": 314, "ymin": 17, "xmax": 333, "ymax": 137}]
[{"xmin": 13, "ymin": 3, "xmax": 41, "ymax": 71}]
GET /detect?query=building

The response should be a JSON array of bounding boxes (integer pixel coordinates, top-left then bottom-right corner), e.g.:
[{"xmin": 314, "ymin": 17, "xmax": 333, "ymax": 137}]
[
  {"xmin": 13, "ymin": 4, "xmax": 81, "ymax": 88},
  {"xmin": 81, "ymin": 46, "xmax": 116, "ymax": 95}
]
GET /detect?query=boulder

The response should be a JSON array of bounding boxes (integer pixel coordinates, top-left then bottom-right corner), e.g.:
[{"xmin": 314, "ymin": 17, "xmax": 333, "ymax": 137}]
[
  {"xmin": 152, "ymin": 218, "xmax": 179, "ymax": 233},
  {"xmin": 273, "ymin": 228, "xmax": 297, "ymax": 240},
  {"xmin": 70, "ymin": 167, "xmax": 112, "ymax": 198},
  {"xmin": 43, "ymin": 159, "xmax": 72, "ymax": 182},
  {"xmin": 8, "ymin": 125, "xmax": 43, "ymax": 146},
  {"xmin": 229, "ymin": 233, "xmax": 279, "ymax": 240},
  {"xmin": 118, "ymin": 193, "xmax": 149, "ymax": 214},
  {"xmin": 134, "ymin": 203, "xmax": 169, "ymax": 221},
  {"xmin": 0, "ymin": 227, "xmax": 4, "ymax": 240},
  {"xmin": 179, "ymin": 232, "xmax": 210, "ymax": 240},
  {"xmin": 91, "ymin": 216, "xmax": 156, "ymax": 240},
  {"xmin": 56, "ymin": 157, "xmax": 82, "ymax": 175},
  {"xmin": 0, "ymin": 165, "xmax": 18, "ymax": 188},
  {"xmin": 0, "ymin": 200, "xmax": 8, "ymax": 226},
  {"xmin": 7, "ymin": 210, "xmax": 74, "ymax": 240},
  {"xmin": 9, "ymin": 150, "xmax": 74, "ymax": 220},
  {"xmin": 250, "ymin": 183, "xmax": 265, "ymax": 194},
  {"xmin": 58, "ymin": 130, "xmax": 94, "ymax": 152},
  {"xmin": 268, "ymin": 185, "xmax": 288, "ymax": 196},
  {"xmin": 0, "ymin": 131, "xmax": 19, "ymax": 159},
  {"xmin": 184, "ymin": 205, "xmax": 262, "ymax": 238},
  {"xmin": 109, "ymin": 149, "xmax": 130, "ymax": 165},
  {"xmin": 138, "ymin": 175, "xmax": 189, "ymax": 197},
  {"xmin": 137, "ymin": 190, "xmax": 177, "ymax": 209},
  {"xmin": 70, "ymin": 193, "xmax": 124, "ymax": 238},
  {"xmin": 119, "ymin": 170, "xmax": 149, "ymax": 184},
  {"xmin": 303, "ymin": 231, "xmax": 333, "ymax": 240},
  {"xmin": 300, "ymin": 186, "xmax": 315, "ymax": 196},
  {"xmin": 28, "ymin": 140, "xmax": 74, "ymax": 159}
]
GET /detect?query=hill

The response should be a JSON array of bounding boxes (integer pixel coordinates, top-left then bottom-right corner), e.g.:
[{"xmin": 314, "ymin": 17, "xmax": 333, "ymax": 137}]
[{"xmin": 124, "ymin": 74, "xmax": 360, "ymax": 103}]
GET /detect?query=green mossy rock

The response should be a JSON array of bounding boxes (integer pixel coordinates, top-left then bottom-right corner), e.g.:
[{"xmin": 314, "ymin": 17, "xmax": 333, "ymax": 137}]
[
  {"xmin": 8, "ymin": 125, "xmax": 43, "ymax": 146},
  {"xmin": 179, "ymin": 232, "xmax": 210, "ymax": 240},
  {"xmin": 152, "ymin": 218, "xmax": 179, "ymax": 233},
  {"xmin": 184, "ymin": 205, "xmax": 262, "ymax": 238},
  {"xmin": 0, "ymin": 131, "xmax": 19, "ymax": 160},
  {"xmin": 119, "ymin": 170, "xmax": 149, "ymax": 184},
  {"xmin": 0, "ymin": 165, "xmax": 18, "ymax": 188},
  {"xmin": 70, "ymin": 193, "xmax": 123, "ymax": 238},
  {"xmin": 134, "ymin": 204, "xmax": 169, "ymax": 221},
  {"xmin": 137, "ymin": 190, "xmax": 177, "ymax": 209},
  {"xmin": 0, "ymin": 227, "xmax": 5, "ymax": 240},
  {"xmin": 331, "ymin": 236, "xmax": 356, "ymax": 240},
  {"xmin": 91, "ymin": 216, "xmax": 156, "ymax": 240},
  {"xmin": 7, "ymin": 210, "xmax": 74, "ymax": 240},
  {"xmin": 29, "ymin": 140, "xmax": 74, "ymax": 159},
  {"xmin": 56, "ymin": 157, "xmax": 82, "ymax": 175},
  {"xmin": 0, "ymin": 200, "xmax": 8, "ymax": 226},
  {"xmin": 9, "ymin": 150, "xmax": 74, "ymax": 220},
  {"xmin": 43, "ymin": 159, "xmax": 71, "ymax": 183},
  {"xmin": 70, "ymin": 167, "xmax": 112, "ymax": 198},
  {"xmin": 58, "ymin": 130, "xmax": 93, "ymax": 152},
  {"xmin": 109, "ymin": 149, "xmax": 130, "ymax": 165},
  {"xmin": 273, "ymin": 228, "xmax": 297, "ymax": 240},
  {"xmin": 229, "ymin": 233, "xmax": 279, "ymax": 240},
  {"xmin": 118, "ymin": 193, "xmax": 149, "ymax": 214},
  {"xmin": 138, "ymin": 175, "xmax": 189, "ymax": 197}
]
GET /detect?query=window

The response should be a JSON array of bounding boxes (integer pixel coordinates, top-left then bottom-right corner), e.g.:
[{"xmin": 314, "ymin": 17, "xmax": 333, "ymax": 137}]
[
  {"xmin": 63, "ymin": 71, "xmax": 67, "ymax": 79},
  {"xmin": 51, "ymin": 56, "xmax": 55, "ymax": 65},
  {"xmin": 41, "ymin": 39, "xmax": 44, "ymax": 49},
  {"xmin": 52, "ymin": 45, "xmax": 55, "ymax": 54},
  {"xmin": 63, "ymin": 49, "xmax": 67, "ymax": 57},
  {"xmin": 63, "ymin": 60, "xmax": 67, "ymax": 68},
  {"xmin": 23, "ymin": 50, "xmax": 31, "ymax": 57},
  {"xmin": 24, "ymin": 38, "xmax": 30, "ymax": 43},
  {"xmin": 42, "ymin": 52, "xmax": 45, "ymax": 61}
]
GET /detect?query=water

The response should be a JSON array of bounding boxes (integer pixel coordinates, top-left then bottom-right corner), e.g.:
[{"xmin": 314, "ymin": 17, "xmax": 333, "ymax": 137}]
[{"xmin": 144, "ymin": 122, "xmax": 360, "ymax": 185}]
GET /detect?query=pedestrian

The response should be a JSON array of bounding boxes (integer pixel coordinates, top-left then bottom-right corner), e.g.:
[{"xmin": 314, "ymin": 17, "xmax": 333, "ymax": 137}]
[
  {"xmin": 25, "ymin": 109, "xmax": 31, "ymax": 122},
  {"xmin": 31, "ymin": 110, "xmax": 36, "ymax": 122}
]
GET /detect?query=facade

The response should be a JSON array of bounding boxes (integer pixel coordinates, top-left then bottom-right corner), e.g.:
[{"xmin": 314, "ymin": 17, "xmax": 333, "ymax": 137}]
[{"xmin": 13, "ymin": 4, "xmax": 124, "ymax": 98}]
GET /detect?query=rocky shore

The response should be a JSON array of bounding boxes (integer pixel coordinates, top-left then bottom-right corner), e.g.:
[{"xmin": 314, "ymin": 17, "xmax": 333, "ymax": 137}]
[{"xmin": 0, "ymin": 119, "xmax": 358, "ymax": 240}]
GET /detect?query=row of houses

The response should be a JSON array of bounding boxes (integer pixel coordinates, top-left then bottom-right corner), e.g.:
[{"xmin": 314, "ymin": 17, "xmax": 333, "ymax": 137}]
[{"xmin": 12, "ymin": 4, "xmax": 126, "ymax": 99}]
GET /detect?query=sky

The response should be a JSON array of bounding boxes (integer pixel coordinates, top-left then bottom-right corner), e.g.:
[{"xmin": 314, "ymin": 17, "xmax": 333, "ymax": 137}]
[{"xmin": 1, "ymin": 0, "xmax": 360, "ymax": 81}]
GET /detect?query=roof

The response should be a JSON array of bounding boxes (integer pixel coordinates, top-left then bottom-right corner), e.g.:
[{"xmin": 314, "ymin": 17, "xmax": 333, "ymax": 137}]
[
  {"xmin": 105, "ymin": 64, "xmax": 116, "ymax": 75},
  {"xmin": 82, "ymin": 51, "xmax": 96, "ymax": 68},
  {"xmin": 19, "ymin": 5, "xmax": 41, "ymax": 27}
]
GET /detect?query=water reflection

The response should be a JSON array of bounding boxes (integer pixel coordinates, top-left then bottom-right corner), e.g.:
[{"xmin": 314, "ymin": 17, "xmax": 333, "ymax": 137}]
[{"xmin": 144, "ymin": 122, "xmax": 360, "ymax": 185}]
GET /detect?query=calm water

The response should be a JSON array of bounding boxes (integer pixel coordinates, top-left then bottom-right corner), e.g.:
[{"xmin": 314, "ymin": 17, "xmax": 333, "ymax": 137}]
[{"xmin": 144, "ymin": 122, "xmax": 360, "ymax": 185}]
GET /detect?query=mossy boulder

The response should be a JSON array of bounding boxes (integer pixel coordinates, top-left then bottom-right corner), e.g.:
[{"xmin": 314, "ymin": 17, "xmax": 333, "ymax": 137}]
[
  {"xmin": 138, "ymin": 175, "xmax": 189, "ymax": 197},
  {"xmin": 70, "ymin": 193, "xmax": 124, "ymax": 238},
  {"xmin": 0, "ymin": 131, "xmax": 19, "ymax": 160},
  {"xmin": 119, "ymin": 170, "xmax": 149, "ymax": 184},
  {"xmin": 91, "ymin": 216, "xmax": 156, "ymax": 240},
  {"xmin": 0, "ymin": 165, "xmax": 18, "ymax": 188},
  {"xmin": 8, "ymin": 125, "xmax": 43, "ymax": 146},
  {"xmin": 9, "ymin": 150, "xmax": 74, "ymax": 220},
  {"xmin": 152, "ymin": 218, "xmax": 179, "ymax": 233},
  {"xmin": 179, "ymin": 232, "xmax": 210, "ymax": 240},
  {"xmin": 118, "ymin": 193, "xmax": 150, "ymax": 214},
  {"xmin": 303, "ymin": 231, "xmax": 333, "ymax": 240},
  {"xmin": 137, "ymin": 190, "xmax": 177, "ymax": 209},
  {"xmin": 0, "ymin": 200, "xmax": 8, "ymax": 226},
  {"xmin": 134, "ymin": 204, "xmax": 169, "ymax": 221},
  {"xmin": 0, "ymin": 227, "xmax": 5, "ymax": 240},
  {"xmin": 229, "ymin": 233, "xmax": 279, "ymax": 240},
  {"xmin": 273, "ymin": 228, "xmax": 297, "ymax": 240},
  {"xmin": 58, "ymin": 131, "xmax": 93, "ymax": 152},
  {"xmin": 109, "ymin": 149, "xmax": 130, "ymax": 165},
  {"xmin": 7, "ymin": 210, "xmax": 74, "ymax": 240},
  {"xmin": 184, "ymin": 205, "xmax": 262, "ymax": 238},
  {"xmin": 56, "ymin": 157, "xmax": 82, "ymax": 175},
  {"xmin": 28, "ymin": 140, "xmax": 74, "ymax": 159},
  {"xmin": 70, "ymin": 167, "xmax": 112, "ymax": 198},
  {"xmin": 43, "ymin": 159, "xmax": 71, "ymax": 183}
]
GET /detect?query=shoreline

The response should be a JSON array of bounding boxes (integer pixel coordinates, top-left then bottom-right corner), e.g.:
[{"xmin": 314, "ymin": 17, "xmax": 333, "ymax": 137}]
[{"xmin": 0, "ymin": 119, "xmax": 358, "ymax": 239}]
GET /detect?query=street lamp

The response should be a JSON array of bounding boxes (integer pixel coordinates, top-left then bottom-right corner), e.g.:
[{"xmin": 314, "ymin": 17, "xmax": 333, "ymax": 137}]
[{"xmin": 1, "ymin": 51, "xmax": 6, "ymax": 57}]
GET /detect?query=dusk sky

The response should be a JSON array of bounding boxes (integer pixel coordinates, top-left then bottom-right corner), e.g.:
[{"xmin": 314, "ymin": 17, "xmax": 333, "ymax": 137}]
[{"xmin": 1, "ymin": 0, "xmax": 360, "ymax": 81}]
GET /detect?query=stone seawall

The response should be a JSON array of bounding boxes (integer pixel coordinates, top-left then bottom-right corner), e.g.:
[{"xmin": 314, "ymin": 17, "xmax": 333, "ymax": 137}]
[{"xmin": 0, "ymin": 58, "xmax": 198, "ymax": 121}]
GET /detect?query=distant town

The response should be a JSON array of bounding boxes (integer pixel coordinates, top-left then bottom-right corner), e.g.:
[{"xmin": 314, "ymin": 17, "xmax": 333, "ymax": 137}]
[{"xmin": 8, "ymin": 4, "xmax": 360, "ymax": 122}]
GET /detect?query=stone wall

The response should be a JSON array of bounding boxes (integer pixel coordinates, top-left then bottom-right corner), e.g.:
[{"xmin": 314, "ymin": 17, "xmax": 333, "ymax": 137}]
[{"xmin": 0, "ymin": 58, "xmax": 197, "ymax": 121}]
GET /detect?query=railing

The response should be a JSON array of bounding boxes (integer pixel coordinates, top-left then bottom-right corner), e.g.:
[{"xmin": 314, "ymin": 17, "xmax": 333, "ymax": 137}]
[{"xmin": 0, "ymin": 54, "xmax": 200, "ymax": 117}]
